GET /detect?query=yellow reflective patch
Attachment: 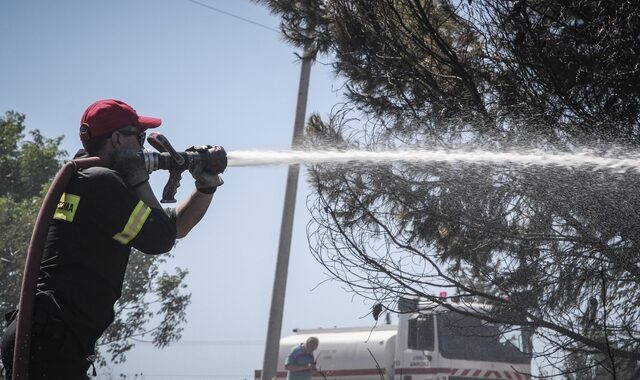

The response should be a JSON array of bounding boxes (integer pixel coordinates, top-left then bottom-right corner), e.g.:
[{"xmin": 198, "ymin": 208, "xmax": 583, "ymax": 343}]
[
  {"xmin": 53, "ymin": 193, "xmax": 80, "ymax": 222},
  {"xmin": 112, "ymin": 201, "xmax": 151, "ymax": 245}
]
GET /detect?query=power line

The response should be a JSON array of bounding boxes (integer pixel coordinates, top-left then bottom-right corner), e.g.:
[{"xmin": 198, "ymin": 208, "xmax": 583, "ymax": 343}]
[
  {"xmin": 116, "ymin": 374, "xmax": 251, "ymax": 378},
  {"xmin": 185, "ymin": 0, "xmax": 280, "ymax": 33},
  {"xmin": 132, "ymin": 338, "xmax": 262, "ymax": 346}
]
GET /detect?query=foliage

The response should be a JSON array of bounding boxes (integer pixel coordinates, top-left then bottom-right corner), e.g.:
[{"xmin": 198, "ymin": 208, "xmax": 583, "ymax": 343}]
[
  {"xmin": 0, "ymin": 111, "xmax": 66, "ymax": 317},
  {"xmin": 97, "ymin": 251, "xmax": 191, "ymax": 366},
  {"xmin": 0, "ymin": 111, "xmax": 191, "ymax": 373},
  {"xmin": 258, "ymin": 0, "xmax": 640, "ymax": 377}
]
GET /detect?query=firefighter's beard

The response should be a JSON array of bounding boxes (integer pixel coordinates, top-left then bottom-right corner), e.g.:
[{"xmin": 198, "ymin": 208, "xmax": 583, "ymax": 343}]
[{"xmin": 110, "ymin": 147, "xmax": 144, "ymax": 177}]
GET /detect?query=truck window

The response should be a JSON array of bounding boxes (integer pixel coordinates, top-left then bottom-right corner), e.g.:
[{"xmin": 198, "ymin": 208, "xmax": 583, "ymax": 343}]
[
  {"xmin": 408, "ymin": 315, "xmax": 434, "ymax": 351},
  {"xmin": 437, "ymin": 312, "xmax": 530, "ymax": 364}
]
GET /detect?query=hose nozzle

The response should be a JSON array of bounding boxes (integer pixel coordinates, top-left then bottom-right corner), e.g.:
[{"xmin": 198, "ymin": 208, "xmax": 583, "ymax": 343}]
[{"xmin": 141, "ymin": 133, "xmax": 226, "ymax": 203}]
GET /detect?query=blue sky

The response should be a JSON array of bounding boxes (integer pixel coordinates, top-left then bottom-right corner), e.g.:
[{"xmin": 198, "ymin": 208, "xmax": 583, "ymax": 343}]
[{"xmin": 0, "ymin": 1, "xmax": 376, "ymax": 378}]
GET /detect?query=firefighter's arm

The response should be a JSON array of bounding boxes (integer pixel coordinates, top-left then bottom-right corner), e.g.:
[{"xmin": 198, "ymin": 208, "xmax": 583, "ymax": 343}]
[
  {"xmin": 120, "ymin": 150, "xmax": 210, "ymax": 242},
  {"xmin": 285, "ymin": 363, "xmax": 315, "ymax": 372},
  {"xmin": 173, "ymin": 145, "xmax": 226, "ymax": 239},
  {"xmin": 174, "ymin": 190, "xmax": 214, "ymax": 239},
  {"xmin": 131, "ymin": 170, "xmax": 219, "ymax": 239}
]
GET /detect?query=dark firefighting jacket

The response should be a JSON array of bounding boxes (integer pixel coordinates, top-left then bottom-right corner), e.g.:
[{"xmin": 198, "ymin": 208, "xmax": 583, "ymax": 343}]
[{"xmin": 36, "ymin": 165, "xmax": 177, "ymax": 354}]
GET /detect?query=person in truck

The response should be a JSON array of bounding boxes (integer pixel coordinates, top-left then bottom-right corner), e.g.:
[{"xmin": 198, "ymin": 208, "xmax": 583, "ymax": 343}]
[{"xmin": 285, "ymin": 336, "xmax": 319, "ymax": 380}]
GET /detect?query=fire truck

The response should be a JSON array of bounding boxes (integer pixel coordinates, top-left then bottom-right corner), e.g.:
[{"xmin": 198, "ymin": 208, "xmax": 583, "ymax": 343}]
[{"xmin": 255, "ymin": 296, "xmax": 532, "ymax": 380}]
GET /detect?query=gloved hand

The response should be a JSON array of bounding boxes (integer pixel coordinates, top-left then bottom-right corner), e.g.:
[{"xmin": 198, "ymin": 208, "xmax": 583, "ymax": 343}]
[
  {"xmin": 113, "ymin": 149, "xmax": 149, "ymax": 188},
  {"xmin": 186, "ymin": 145, "xmax": 227, "ymax": 194}
]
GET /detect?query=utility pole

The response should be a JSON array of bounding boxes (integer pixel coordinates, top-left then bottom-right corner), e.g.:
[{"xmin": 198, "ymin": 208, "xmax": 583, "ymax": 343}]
[{"xmin": 261, "ymin": 40, "xmax": 315, "ymax": 380}]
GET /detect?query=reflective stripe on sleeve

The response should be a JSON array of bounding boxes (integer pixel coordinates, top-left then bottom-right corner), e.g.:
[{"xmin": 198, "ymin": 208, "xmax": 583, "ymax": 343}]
[{"xmin": 112, "ymin": 201, "xmax": 152, "ymax": 245}]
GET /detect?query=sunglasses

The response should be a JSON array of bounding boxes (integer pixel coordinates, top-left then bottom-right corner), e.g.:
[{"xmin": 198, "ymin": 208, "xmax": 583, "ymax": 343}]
[{"xmin": 117, "ymin": 129, "xmax": 146, "ymax": 146}]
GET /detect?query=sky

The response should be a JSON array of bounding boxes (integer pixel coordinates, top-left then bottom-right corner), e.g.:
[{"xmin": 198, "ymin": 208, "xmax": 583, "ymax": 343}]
[{"xmin": 0, "ymin": 1, "xmax": 378, "ymax": 379}]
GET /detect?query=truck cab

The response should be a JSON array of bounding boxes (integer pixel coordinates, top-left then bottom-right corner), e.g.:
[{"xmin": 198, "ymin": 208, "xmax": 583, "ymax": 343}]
[{"xmin": 395, "ymin": 296, "xmax": 531, "ymax": 380}]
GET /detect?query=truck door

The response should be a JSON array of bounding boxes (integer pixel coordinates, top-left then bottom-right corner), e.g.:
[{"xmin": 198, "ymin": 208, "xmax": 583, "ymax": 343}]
[{"xmin": 397, "ymin": 314, "xmax": 436, "ymax": 380}]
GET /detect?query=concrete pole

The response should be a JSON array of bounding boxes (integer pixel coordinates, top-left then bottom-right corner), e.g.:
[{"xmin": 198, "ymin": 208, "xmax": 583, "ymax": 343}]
[{"xmin": 261, "ymin": 41, "xmax": 315, "ymax": 380}]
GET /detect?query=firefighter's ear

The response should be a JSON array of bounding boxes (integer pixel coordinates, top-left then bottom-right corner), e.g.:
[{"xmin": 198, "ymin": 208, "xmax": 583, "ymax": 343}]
[{"xmin": 110, "ymin": 131, "xmax": 122, "ymax": 148}]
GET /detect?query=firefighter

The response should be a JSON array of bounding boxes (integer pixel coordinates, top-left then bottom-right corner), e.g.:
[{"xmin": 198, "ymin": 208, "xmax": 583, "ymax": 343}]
[{"xmin": 1, "ymin": 99, "xmax": 227, "ymax": 379}]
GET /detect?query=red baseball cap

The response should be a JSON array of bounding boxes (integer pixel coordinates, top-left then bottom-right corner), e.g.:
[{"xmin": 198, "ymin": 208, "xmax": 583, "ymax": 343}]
[{"xmin": 79, "ymin": 99, "xmax": 162, "ymax": 141}]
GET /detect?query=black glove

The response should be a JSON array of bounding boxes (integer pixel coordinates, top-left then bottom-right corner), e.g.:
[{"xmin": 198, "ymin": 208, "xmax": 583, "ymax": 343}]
[
  {"xmin": 113, "ymin": 149, "xmax": 149, "ymax": 188},
  {"xmin": 186, "ymin": 145, "xmax": 227, "ymax": 194}
]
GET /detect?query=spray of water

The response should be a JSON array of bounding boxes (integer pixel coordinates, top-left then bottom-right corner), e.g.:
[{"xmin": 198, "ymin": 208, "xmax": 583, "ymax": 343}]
[{"xmin": 227, "ymin": 149, "xmax": 640, "ymax": 172}]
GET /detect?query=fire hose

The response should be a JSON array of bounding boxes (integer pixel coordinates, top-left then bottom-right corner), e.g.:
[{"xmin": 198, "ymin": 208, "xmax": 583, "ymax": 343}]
[{"xmin": 11, "ymin": 132, "xmax": 222, "ymax": 380}]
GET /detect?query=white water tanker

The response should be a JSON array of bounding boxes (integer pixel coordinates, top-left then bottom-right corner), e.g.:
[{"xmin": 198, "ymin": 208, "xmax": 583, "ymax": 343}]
[{"xmin": 256, "ymin": 296, "xmax": 532, "ymax": 380}]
